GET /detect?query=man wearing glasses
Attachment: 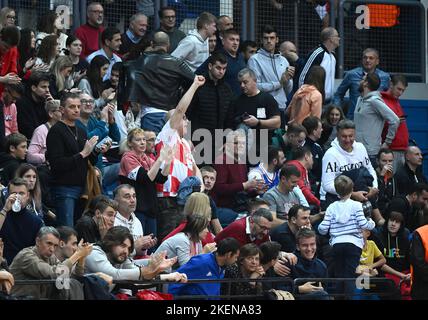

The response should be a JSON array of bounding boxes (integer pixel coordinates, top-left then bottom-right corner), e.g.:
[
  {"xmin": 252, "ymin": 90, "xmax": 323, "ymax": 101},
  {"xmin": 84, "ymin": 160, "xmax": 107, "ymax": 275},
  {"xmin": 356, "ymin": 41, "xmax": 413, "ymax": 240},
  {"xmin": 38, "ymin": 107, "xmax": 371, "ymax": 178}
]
[
  {"xmin": 155, "ymin": 6, "xmax": 186, "ymax": 53},
  {"xmin": 75, "ymin": 2, "xmax": 105, "ymax": 59}
]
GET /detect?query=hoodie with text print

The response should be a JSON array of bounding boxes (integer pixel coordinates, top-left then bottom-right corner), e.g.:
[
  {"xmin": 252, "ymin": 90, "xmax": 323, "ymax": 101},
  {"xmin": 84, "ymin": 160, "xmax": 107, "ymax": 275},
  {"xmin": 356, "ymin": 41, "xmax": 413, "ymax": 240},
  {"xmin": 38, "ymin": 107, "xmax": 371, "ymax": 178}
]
[{"xmin": 320, "ymin": 138, "xmax": 378, "ymax": 200}]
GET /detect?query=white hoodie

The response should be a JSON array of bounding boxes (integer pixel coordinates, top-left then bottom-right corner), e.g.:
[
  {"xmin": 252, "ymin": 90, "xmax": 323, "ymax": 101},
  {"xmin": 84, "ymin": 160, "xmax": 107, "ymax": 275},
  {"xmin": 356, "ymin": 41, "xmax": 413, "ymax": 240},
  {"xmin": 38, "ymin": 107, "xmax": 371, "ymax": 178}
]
[
  {"xmin": 320, "ymin": 138, "xmax": 378, "ymax": 200},
  {"xmin": 171, "ymin": 29, "xmax": 209, "ymax": 72}
]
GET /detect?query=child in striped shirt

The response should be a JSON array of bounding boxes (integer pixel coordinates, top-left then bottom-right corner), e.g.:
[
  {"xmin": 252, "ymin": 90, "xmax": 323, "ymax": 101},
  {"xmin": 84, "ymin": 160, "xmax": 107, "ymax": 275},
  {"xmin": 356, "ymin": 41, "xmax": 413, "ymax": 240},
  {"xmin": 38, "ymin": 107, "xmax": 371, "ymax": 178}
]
[{"xmin": 318, "ymin": 175, "xmax": 375, "ymax": 284}]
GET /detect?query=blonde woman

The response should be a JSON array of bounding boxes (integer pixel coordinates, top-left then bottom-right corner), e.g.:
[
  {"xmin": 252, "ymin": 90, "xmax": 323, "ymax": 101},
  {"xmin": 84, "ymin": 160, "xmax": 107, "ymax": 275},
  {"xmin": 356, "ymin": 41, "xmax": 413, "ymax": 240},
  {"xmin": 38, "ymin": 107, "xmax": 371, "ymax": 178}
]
[
  {"xmin": 0, "ymin": 8, "xmax": 16, "ymax": 31},
  {"xmin": 119, "ymin": 128, "xmax": 174, "ymax": 238},
  {"xmin": 154, "ymin": 214, "xmax": 217, "ymax": 270},
  {"xmin": 162, "ymin": 192, "xmax": 221, "ymax": 244},
  {"xmin": 49, "ymin": 56, "xmax": 74, "ymax": 99}
]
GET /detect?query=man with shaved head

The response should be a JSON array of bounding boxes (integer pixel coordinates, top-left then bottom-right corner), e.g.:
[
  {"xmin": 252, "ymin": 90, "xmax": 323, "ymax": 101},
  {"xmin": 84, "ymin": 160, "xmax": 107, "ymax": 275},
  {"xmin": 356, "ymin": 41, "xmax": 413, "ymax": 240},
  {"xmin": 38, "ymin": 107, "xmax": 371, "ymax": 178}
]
[
  {"xmin": 395, "ymin": 146, "xmax": 427, "ymax": 196},
  {"xmin": 128, "ymin": 31, "xmax": 194, "ymax": 133}
]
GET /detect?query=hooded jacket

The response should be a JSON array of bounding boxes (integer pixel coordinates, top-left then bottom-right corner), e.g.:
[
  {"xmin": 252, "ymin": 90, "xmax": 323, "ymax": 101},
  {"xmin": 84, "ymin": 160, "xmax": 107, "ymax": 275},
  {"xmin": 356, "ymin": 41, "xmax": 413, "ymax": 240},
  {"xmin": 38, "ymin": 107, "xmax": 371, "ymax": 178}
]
[
  {"xmin": 354, "ymin": 91, "xmax": 399, "ymax": 156},
  {"xmin": 171, "ymin": 29, "xmax": 209, "ymax": 72},
  {"xmin": 286, "ymin": 84, "xmax": 322, "ymax": 124},
  {"xmin": 320, "ymin": 138, "xmax": 378, "ymax": 200},
  {"xmin": 318, "ymin": 198, "xmax": 375, "ymax": 249},
  {"xmin": 377, "ymin": 223, "xmax": 410, "ymax": 272},
  {"xmin": 380, "ymin": 91, "xmax": 409, "ymax": 151},
  {"xmin": 247, "ymin": 48, "xmax": 293, "ymax": 110}
]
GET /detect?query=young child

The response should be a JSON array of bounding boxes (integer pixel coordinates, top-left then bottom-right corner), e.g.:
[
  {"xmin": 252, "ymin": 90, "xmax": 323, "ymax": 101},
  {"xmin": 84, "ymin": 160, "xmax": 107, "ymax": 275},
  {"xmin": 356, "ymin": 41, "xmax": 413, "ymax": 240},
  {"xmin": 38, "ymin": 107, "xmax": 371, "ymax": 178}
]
[
  {"xmin": 356, "ymin": 229, "xmax": 386, "ymax": 277},
  {"xmin": 318, "ymin": 175, "xmax": 375, "ymax": 286}
]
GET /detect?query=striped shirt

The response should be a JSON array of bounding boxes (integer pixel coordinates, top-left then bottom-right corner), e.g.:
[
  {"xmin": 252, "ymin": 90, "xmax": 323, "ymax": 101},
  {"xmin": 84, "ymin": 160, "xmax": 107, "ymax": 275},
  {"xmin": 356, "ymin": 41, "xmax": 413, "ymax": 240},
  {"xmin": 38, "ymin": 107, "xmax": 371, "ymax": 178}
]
[
  {"xmin": 155, "ymin": 120, "xmax": 195, "ymax": 197},
  {"xmin": 318, "ymin": 198, "xmax": 375, "ymax": 249}
]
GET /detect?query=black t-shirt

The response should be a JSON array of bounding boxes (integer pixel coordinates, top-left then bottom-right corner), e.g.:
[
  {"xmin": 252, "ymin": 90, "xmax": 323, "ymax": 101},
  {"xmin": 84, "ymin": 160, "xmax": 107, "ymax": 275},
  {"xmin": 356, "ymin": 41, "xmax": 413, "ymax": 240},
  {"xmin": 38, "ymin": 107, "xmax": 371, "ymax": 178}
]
[
  {"xmin": 229, "ymin": 91, "xmax": 280, "ymax": 152},
  {"xmin": 386, "ymin": 196, "xmax": 418, "ymax": 231}
]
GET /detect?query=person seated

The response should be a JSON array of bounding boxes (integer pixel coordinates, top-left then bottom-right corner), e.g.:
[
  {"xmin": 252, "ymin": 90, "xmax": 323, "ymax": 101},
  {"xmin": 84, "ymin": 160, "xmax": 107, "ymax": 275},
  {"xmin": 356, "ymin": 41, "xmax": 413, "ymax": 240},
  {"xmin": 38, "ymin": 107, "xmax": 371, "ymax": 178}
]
[
  {"xmin": 27, "ymin": 99, "xmax": 62, "ymax": 166},
  {"xmin": 395, "ymin": 146, "xmax": 427, "ymax": 196},
  {"xmin": 0, "ymin": 237, "xmax": 14, "ymax": 294},
  {"xmin": 376, "ymin": 212, "xmax": 411, "ymax": 283},
  {"xmin": 272, "ymin": 123, "xmax": 307, "ymax": 161},
  {"xmin": 85, "ymin": 226, "xmax": 185, "ymax": 292},
  {"xmin": 288, "ymin": 228, "xmax": 330, "ymax": 300},
  {"xmin": 259, "ymin": 241, "xmax": 282, "ymax": 290},
  {"xmin": 287, "ymin": 146, "xmax": 321, "ymax": 208},
  {"xmin": 75, "ymin": 195, "xmax": 118, "ymax": 243},
  {"xmin": 168, "ymin": 237, "xmax": 241, "ymax": 298},
  {"xmin": 262, "ymin": 164, "xmax": 309, "ymax": 227},
  {"xmin": 354, "ymin": 229, "xmax": 387, "ymax": 300},
  {"xmin": 154, "ymin": 214, "xmax": 217, "ymax": 270},
  {"xmin": 270, "ymin": 205, "xmax": 312, "ymax": 253},
  {"xmin": 0, "ymin": 133, "xmax": 27, "ymax": 186},
  {"xmin": 162, "ymin": 192, "xmax": 217, "ymax": 245},
  {"xmin": 215, "ymin": 207, "xmax": 273, "ymax": 247},
  {"xmin": 10, "ymin": 226, "xmax": 92, "ymax": 300},
  {"xmin": 247, "ymin": 146, "xmax": 286, "ymax": 192},
  {"xmin": 375, "ymin": 148, "xmax": 398, "ymax": 216},
  {"xmin": 221, "ymin": 243, "xmax": 265, "ymax": 298},
  {"xmin": 113, "ymin": 185, "xmax": 157, "ymax": 257},
  {"xmin": 211, "ymin": 129, "xmax": 265, "ymax": 214},
  {"xmin": 0, "ymin": 178, "xmax": 44, "ymax": 264}
]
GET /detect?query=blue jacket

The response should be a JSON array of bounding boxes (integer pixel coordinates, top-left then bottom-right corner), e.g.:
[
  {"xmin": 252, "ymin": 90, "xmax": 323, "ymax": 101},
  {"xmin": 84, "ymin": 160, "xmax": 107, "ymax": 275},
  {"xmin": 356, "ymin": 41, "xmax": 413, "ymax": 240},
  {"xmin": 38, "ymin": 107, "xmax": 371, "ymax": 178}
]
[
  {"xmin": 76, "ymin": 116, "xmax": 120, "ymax": 169},
  {"xmin": 333, "ymin": 67, "xmax": 390, "ymax": 118},
  {"xmin": 168, "ymin": 253, "xmax": 225, "ymax": 298}
]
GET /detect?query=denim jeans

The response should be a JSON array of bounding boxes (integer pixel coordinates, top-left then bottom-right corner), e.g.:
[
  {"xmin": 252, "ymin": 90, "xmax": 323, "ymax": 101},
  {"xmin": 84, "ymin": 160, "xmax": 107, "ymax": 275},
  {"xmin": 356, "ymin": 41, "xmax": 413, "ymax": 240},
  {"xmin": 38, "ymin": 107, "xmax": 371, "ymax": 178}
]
[
  {"xmin": 141, "ymin": 112, "xmax": 167, "ymax": 135},
  {"xmin": 332, "ymin": 243, "xmax": 362, "ymax": 299},
  {"xmin": 53, "ymin": 186, "xmax": 83, "ymax": 227}
]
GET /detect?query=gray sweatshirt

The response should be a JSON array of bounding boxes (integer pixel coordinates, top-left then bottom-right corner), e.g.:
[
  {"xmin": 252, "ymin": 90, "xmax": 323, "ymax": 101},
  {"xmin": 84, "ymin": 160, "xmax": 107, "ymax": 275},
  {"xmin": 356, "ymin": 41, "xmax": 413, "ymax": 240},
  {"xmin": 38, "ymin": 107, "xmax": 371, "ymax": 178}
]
[
  {"xmin": 354, "ymin": 91, "xmax": 399, "ymax": 156},
  {"xmin": 171, "ymin": 29, "xmax": 209, "ymax": 72},
  {"xmin": 247, "ymin": 48, "xmax": 293, "ymax": 110}
]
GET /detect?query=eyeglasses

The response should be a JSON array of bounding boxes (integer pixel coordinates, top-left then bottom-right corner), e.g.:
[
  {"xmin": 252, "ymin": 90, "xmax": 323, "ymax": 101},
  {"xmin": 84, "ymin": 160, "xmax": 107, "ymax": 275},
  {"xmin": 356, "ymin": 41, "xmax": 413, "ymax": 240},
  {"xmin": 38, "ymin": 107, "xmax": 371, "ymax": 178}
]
[
  {"xmin": 254, "ymin": 221, "xmax": 270, "ymax": 232},
  {"xmin": 163, "ymin": 16, "xmax": 176, "ymax": 20},
  {"xmin": 7, "ymin": 15, "xmax": 16, "ymax": 20},
  {"xmin": 81, "ymin": 99, "xmax": 95, "ymax": 105}
]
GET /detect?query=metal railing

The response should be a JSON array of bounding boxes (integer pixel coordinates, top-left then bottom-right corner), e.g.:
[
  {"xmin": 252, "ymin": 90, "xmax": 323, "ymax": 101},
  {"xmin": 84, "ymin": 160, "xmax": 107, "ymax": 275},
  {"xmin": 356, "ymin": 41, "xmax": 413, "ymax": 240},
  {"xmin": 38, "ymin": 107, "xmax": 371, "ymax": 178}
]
[{"xmin": 13, "ymin": 276, "xmax": 401, "ymax": 300}]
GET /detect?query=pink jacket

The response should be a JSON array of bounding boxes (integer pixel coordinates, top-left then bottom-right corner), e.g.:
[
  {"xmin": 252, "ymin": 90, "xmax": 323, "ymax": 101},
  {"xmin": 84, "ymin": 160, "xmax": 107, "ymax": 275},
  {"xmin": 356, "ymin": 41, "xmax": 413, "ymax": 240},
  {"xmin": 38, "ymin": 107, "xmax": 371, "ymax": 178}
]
[
  {"xmin": 286, "ymin": 84, "xmax": 322, "ymax": 124},
  {"xmin": 3, "ymin": 102, "xmax": 18, "ymax": 136}
]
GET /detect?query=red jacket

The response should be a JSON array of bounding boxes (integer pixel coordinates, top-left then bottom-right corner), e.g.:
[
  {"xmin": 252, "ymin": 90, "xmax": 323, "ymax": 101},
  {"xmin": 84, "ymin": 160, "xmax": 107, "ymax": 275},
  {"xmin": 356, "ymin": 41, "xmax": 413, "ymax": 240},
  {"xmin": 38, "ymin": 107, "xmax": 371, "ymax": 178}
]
[
  {"xmin": 381, "ymin": 91, "xmax": 409, "ymax": 151},
  {"xmin": 287, "ymin": 160, "xmax": 320, "ymax": 207},
  {"xmin": 0, "ymin": 46, "xmax": 18, "ymax": 96}
]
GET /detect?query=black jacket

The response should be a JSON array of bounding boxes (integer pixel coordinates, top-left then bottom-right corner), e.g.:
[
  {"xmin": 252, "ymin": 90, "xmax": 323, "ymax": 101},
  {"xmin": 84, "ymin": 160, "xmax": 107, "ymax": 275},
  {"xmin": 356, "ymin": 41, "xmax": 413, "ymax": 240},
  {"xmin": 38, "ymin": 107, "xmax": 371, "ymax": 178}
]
[
  {"xmin": 187, "ymin": 71, "xmax": 233, "ymax": 132},
  {"xmin": 0, "ymin": 152, "xmax": 23, "ymax": 185},
  {"xmin": 16, "ymin": 91, "xmax": 48, "ymax": 140},
  {"xmin": 128, "ymin": 49, "xmax": 194, "ymax": 111},
  {"xmin": 395, "ymin": 163, "xmax": 427, "ymax": 196}
]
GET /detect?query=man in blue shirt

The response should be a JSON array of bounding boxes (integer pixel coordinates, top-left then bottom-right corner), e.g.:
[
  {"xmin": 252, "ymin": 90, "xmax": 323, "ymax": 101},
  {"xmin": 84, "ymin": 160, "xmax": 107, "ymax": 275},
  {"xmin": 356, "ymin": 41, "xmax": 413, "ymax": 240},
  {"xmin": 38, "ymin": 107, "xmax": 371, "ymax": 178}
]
[
  {"xmin": 333, "ymin": 48, "xmax": 390, "ymax": 119},
  {"xmin": 168, "ymin": 237, "xmax": 240, "ymax": 298}
]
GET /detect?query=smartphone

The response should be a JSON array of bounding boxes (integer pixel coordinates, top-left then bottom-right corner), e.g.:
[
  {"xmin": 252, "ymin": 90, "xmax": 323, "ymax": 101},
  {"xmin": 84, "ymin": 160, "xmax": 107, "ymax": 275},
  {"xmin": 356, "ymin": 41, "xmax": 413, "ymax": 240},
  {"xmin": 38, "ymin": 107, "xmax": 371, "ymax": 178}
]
[{"xmin": 95, "ymin": 136, "xmax": 112, "ymax": 151}]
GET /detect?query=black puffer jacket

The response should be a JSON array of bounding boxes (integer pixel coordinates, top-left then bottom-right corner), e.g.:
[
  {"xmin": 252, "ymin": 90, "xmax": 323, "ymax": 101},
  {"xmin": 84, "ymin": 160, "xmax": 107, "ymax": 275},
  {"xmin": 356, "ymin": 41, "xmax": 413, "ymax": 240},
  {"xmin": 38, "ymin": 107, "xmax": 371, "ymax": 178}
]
[
  {"xmin": 187, "ymin": 71, "xmax": 233, "ymax": 131},
  {"xmin": 128, "ymin": 49, "xmax": 194, "ymax": 111}
]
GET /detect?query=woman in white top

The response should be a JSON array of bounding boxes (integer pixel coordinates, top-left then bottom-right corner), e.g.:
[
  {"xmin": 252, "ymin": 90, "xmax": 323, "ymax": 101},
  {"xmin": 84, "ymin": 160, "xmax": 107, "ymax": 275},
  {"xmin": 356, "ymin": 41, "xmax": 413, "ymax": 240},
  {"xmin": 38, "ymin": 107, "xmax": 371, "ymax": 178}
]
[
  {"xmin": 35, "ymin": 10, "xmax": 68, "ymax": 54},
  {"xmin": 35, "ymin": 34, "xmax": 61, "ymax": 68},
  {"xmin": 154, "ymin": 214, "xmax": 216, "ymax": 269}
]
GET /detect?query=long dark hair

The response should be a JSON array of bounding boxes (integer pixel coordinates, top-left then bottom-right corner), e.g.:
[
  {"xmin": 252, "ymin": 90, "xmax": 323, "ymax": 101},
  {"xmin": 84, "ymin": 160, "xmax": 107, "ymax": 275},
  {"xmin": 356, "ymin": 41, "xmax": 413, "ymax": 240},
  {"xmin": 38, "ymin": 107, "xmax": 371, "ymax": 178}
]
[
  {"xmin": 18, "ymin": 28, "xmax": 36, "ymax": 68},
  {"xmin": 182, "ymin": 214, "xmax": 210, "ymax": 242},
  {"xmin": 37, "ymin": 34, "xmax": 58, "ymax": 64},
  {"xmin": 304, "ymin": 66, "xmax": 326, "ymax": 104},
  {"xmin": 37, "ymin": 10, "xmax": 58, "ymax": 34},
  {"xmin": 86, "ymin": 55, "xmax": 109, "ymax": 99},
  {"xmin": 100, "ymin": 226, "xmax": 135, "ymax": 255},
  {"xmin": 14, "ymin": 163, "xmax": 42, "ymax": 211}
]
